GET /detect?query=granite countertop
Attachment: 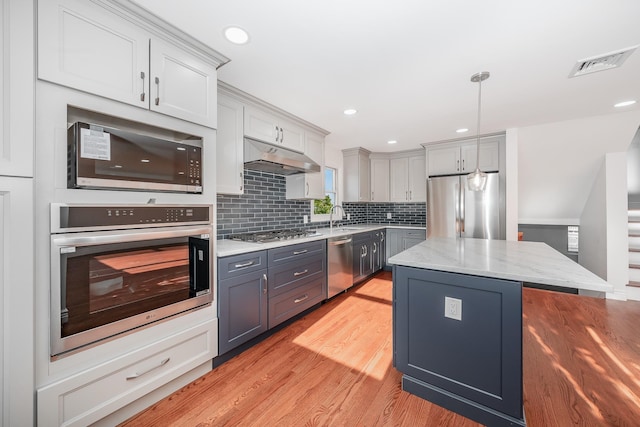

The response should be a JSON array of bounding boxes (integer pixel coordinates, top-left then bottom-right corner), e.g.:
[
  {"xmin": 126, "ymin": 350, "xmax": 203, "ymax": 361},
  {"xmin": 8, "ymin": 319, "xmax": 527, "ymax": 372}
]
[
  {"xmin": 216, "ymin": 223, "xmax": 425, "ymax": 257},
  {"xmin": 387, "ymin": 237, "xmax": 612, "ymax": 293}
]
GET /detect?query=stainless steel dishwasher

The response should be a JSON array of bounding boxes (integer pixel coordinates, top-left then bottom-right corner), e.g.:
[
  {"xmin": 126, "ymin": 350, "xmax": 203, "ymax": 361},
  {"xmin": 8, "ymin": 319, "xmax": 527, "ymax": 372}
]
[{"xmin": 327, "ymin": 235, "xmax": 353, "ymax": 298}]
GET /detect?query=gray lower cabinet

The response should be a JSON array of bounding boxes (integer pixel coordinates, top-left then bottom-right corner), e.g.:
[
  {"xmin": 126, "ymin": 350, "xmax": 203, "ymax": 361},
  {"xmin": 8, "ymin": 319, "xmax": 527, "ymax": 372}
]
[
  {"xmin": 267, "ymin": 240, "xmax": 327, "ymax": 328},
  {"xmin": 386, "ymin": 228, "xmax": 426, "ymax": 263},
  {"xmin": 393, "ymin": 266, "xmax": 524, "ymax": 427},
  {"xmin": 217, "ymin": 241, "xmax": 327, "ymax": 355},
  {"xmin": 353, "ymin": 231, "xmax": 386, "ymax": 283},
  {"xmin": 218, "ymin": 251, "xmax": 268, "ymax": 355}
]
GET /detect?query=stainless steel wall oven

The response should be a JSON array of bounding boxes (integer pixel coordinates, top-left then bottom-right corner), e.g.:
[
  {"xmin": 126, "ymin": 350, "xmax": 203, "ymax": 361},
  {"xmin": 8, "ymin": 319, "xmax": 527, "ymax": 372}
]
[{"xmin": 50, "ymin": 203, "xmax": 213, "ymax": 358}]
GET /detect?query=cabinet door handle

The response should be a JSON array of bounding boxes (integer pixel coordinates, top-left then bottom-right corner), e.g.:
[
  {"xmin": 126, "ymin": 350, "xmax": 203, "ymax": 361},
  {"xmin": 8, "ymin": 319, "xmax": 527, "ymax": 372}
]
[
  {"xmin": 306, "ymin": 182, "xmax": 309, "ymax": 196},
  {"xmin": 263, "ymin": 273, "xmax": 268, "ymax": 294},
  {"xmin": 293, "ymin": 249, "xmax": 308, "ymax": 255},
  {"xmin": 406, "ymin": 191, "xmax": 408, "ymax": 200},
  {"xmin": 294, "ymin": 294, "xmax": 309, "ymax": 304},
  {"xmin": 126, "ymin": 357, "xmax": 170, "ymax": 380},
  {"xmin": 275, "ymin": 126, "xmax": 280, "ymax": 143},
  {"xmin": 293, "ymin": 269, "xmax": 308, "ymax": 277},
  {"xmin": 154, "ymin": 77, "xmax": 160, "ymax": 105},
  {"xmin": 373, "ymin": 242, "xmax": 377, "ymax": 253},
  {"xmin": 462, "ymin": 159, "xmax": 465, "ymax": 171},
  {"xmin": 140, "ymin": 71, "xmax": 146, "ymax": 101},
  {"xmin": 280, "ymin": 127, "xmax": 284, "ymax": 143},
  {"xmin": 409, "ymin": 190, "xmax": 412, "ymax": 200},
  {"xmin": 234, "ymin": 260, "xmax": 254, "ymax": 268},
  {"xmin": 457, "ymin": 159, "xmax": 460, "ymax": 172},
  {"xmin": 371, "ymin": 191, "xmax": 374, "ymax": 200},
  {"xmin": 240, "ymin": 172, "xmax": 243, "ymax": 191}
]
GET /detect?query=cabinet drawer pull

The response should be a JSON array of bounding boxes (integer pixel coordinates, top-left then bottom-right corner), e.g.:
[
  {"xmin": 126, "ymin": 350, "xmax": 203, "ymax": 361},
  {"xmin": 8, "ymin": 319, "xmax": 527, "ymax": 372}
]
[
  {"xmin": 280, "ymin": 127, "xmax": 284, "ymax": 143},
  {"xmin": 294, "ymin": 294, "xmax": 309, "ymax": 303},
  {"xmin": 140, "ymin": 71, "xmax": 146, "ymax": 101},
  {"xmin": 126, "ymin": 357, "xmax": 170, "ymax": 380},
  {"xmin": 293, "ymin": 249, "xmax": 308, "ymax": 255},
  {"xmin": 154, "ymin": 76, "xmax": 160, "ymax": 105},
  {"xmin": 263, "ymin": 273, "xmax": 268, "ymax": 294},
  {"xmin": 234, "ymin": 260, "xmax": 254, "ymax": 268},
  {"xmin": 293, "ymin": 269, "xmax": 308, "ymax": 277},
  {"xmin": 275, "ymin": 126, "xmax": 280, "ymax": 142}
]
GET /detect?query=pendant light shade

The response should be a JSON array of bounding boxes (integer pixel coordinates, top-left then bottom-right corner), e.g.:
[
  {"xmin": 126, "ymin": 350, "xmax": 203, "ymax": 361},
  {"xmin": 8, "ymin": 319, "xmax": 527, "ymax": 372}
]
[{"xmin": 467, "ymin": 71, "xmax": 490, "ymax": 192}]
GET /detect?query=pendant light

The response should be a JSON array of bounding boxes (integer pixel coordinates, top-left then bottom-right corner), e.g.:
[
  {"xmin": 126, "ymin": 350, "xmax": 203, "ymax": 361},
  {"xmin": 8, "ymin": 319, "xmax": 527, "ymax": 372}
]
[{"xmin": 467, "ymin": 71, "xmax": 490, "ymax": 191}]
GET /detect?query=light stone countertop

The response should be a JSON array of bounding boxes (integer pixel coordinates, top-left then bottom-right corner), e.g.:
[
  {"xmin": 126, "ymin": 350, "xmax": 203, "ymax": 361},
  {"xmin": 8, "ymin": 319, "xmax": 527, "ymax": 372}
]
[
  {"xmin": 387, "ymin": 237, "xmax": 612, "ymax": 293},
  {"xmin": 216, "ymin": 224, "xmax": 425, "ymax": 257}
]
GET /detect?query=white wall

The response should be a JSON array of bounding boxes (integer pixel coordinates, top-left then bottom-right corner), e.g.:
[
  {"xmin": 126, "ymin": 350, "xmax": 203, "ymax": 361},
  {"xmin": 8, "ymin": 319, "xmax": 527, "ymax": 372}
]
[
  {"xmin": 579, "ymin": 152, "xmax": 629, "ymax": 300},
  {"xmin": 505, "ymin": 128, "xmax": 519, "ymax": 240},
  {"xmin": 518, "ymin": 110, "xmax": 640, "ymax": 224}
]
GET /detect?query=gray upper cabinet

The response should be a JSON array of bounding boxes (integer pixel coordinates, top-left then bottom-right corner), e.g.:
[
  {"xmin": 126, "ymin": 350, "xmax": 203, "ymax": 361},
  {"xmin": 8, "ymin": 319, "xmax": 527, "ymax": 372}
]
[{"xmin": 37, "ymin": 0, "xmax": 227, "ymax": 128}]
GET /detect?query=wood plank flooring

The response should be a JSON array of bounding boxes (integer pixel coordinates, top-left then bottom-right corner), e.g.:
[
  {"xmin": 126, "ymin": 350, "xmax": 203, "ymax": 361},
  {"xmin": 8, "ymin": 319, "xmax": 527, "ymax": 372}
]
[{"xmin": 121, "ymin": 271, "xmax": 640, "ymax": 426}]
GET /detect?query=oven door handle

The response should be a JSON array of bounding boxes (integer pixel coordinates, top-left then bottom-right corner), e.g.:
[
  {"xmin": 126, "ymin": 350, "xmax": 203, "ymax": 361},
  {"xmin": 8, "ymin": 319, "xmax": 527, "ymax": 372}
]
[{"xmin": 51, "ymin": 225, "xmax": 213, "ymax": 247}]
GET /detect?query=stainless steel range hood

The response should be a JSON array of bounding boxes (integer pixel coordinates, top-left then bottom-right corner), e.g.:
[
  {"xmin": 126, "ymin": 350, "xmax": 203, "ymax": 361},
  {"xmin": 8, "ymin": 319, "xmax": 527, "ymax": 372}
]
[{"xmin": 244, "ymin": 138, "xmax": 321, "ymax": 175}]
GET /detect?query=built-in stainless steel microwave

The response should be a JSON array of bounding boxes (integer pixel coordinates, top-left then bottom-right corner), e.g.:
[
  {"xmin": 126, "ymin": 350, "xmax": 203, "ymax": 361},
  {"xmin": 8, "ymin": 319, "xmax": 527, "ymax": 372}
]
[{"xmin": 67, "ymin": 122, "xmax": 203, "ymax": 193}]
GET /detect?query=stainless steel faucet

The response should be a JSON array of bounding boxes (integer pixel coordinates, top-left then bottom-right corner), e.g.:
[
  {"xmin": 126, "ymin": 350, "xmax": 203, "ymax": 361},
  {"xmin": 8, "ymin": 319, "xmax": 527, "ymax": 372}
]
[{"xmin": 329, "ymin": 205, "xmax": 345, "ymax": 232}]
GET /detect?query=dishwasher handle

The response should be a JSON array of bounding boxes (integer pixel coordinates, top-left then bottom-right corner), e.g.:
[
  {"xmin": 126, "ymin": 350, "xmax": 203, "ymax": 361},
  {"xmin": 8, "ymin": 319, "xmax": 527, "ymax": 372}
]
[{"xmin": 329, "ymin": 238, "xmax": 352, "ymax": 246}]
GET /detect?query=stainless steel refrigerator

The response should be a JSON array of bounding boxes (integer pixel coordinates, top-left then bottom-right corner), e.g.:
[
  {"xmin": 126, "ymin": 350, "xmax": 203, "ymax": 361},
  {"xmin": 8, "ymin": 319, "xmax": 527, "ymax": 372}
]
[{"xmin": 427, "ymin": 172, "xmax": 504, "ymax": 239}]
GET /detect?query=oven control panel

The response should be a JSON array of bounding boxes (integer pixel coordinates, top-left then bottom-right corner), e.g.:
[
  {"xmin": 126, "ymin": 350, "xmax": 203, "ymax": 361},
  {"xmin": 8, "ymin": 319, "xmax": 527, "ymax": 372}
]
[{"xmin": 54, "ymin": 204, "xmax": 212, "ymax": 231}]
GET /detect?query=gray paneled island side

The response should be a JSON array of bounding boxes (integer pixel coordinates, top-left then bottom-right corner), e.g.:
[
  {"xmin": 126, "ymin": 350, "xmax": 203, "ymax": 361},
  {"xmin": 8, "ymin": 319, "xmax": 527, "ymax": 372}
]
[{"xmin": 388, "ymin": 237, "xmax": 612, "ymax": 427}]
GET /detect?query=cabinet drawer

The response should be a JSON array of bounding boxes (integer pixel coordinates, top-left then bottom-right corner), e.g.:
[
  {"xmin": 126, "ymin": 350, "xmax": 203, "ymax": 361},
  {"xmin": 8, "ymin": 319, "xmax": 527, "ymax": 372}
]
[
  {"xmin": 268, "ymin": 240, "xmax": 326, "ymax": 264},
  {"xmin": 268, "ymin": 254, "xmax": 325, "ymax": 297},
  {"xmin": 37, "ymin": 320, "xmax": 215, "ymax": 427},
  {"xmin": 218, "ymin": 250, "xmax": 267, "ymax": 280},
  {"xmin": 269, "ymin": 276, "xmax": 325, "ymax": 329}
]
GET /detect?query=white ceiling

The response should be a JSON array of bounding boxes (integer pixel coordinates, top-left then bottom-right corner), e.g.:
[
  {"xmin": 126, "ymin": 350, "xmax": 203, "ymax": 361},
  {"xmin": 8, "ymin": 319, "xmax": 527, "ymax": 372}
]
[{"xmin": 133, "ymin": 0, "xmax": 640, "ymax": 153}]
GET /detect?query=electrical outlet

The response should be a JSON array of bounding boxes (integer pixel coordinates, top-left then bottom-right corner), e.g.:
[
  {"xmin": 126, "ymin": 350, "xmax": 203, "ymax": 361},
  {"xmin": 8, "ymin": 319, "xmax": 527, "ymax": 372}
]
[
  {"xmin": 444, "ymin": 297, "xmax": 462, "ymax": 321},
  {"xmin": 347, "ymin": 213, "xmax": 351, "ymax": 220},
  {"xmin": 303, "ymin": 215, "xmax": 308, "ymax": 224},
  {"xmin": 387, "ymin": 212, "xmax": 392, "ymax": 219}
]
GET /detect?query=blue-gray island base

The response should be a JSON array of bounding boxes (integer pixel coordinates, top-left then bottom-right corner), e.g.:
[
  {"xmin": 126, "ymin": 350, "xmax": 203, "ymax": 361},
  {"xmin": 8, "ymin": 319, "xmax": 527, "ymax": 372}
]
[
  {"xmin": 389, "ymin": 238, "xmax": 612, "ymax": 426},
  {"xmin": 393, "ymin": 266, "xmax": 525, "ymax": 426}
]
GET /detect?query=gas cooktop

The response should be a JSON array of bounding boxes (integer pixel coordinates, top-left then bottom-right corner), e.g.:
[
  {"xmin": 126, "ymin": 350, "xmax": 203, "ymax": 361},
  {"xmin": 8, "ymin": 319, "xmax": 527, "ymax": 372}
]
[{"xmin": 229, "ymin": 228, "xmax": 321, "ymax": 243}]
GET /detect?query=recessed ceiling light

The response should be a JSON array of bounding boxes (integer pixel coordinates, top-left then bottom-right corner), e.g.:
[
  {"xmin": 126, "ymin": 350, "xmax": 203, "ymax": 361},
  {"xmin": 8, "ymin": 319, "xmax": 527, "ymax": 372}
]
[
  {"xmin": 387, "ymin": 140, "xmax": 397, "ymax": 144},
  {"xmin": 456, "ymin": 128, "xmax": 469, "ymax": 133},
  {"xmin": 224, "ymin": 26, "xmax": 250, "ymax": 45},
  {"xmin": 614, "ymin": 100, "xmax": 637, "ymax": 108},
  {"xmin": 343, "ymin": 109, "xmax": 357, "ymax": 116}
]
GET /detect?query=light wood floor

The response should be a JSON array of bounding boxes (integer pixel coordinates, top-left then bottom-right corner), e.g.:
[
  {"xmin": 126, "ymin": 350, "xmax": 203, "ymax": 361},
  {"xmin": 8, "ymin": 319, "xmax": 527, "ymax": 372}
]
[{"xmin": 121, "ymin": 271, "xmax": 640, "ymax": 426}]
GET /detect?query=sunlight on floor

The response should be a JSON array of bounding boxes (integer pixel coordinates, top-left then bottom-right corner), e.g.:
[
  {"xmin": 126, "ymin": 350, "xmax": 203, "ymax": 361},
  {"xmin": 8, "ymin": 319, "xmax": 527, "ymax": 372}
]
[{"xmin": 292, "ymin": 283, "xmax": 392, "ymax": 381}]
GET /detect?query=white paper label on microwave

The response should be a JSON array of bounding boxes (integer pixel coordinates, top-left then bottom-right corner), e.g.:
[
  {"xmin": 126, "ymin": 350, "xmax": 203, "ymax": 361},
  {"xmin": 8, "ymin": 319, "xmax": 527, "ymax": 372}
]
[{"xmin": 80, "ymin": 128, "xmax": 111, "ymax": 161}]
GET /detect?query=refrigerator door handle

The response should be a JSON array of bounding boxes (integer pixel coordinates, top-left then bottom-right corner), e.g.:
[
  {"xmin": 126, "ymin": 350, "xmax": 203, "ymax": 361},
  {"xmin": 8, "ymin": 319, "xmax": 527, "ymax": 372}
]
[
  {"xmin": 460, "ymin": 181, "xmax": 465, "ymax": 234},
  {"xmin": 455, "ymin": 181, "xmax": 460, "ymax": 234}
]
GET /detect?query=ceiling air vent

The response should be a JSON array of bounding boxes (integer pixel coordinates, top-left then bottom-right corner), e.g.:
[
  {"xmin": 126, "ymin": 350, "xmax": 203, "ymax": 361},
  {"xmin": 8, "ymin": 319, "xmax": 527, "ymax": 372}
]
[{"xmin": 569, "ymin": 45, "xmax": 638, "ymax": 78}]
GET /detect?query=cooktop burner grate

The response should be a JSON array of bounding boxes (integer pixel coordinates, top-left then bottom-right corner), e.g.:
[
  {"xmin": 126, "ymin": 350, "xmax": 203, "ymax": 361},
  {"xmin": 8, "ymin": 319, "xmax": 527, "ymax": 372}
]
[{"xmin": 229, "ymin": 228, "xmax": 320, "ymax": 243}]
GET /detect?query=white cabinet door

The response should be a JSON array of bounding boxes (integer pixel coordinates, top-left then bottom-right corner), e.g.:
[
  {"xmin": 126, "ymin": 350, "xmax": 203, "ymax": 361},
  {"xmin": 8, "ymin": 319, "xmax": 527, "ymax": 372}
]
[
  {"xmin": 408, "ymin": 155, "xmax": 426, "ymax": 202},
  {"xmin": 460, "ymin": 141, "xmax": 500, "ymax": 173},
  {"xmin": 286, "ymin": 131, "xmax": 324, "ymax": 199},
  {"xmin": 0, "ymin": 176, "xmax": 34, "ymax": 427},
  {"xmin": 149, "ymin": 38, "xmax": 218, "ymax": 127},
  {"xmin": 243, "ymin": 106, "xmax": 305, "ymax": 153},
  {"xmin": 216, "ymin": 94, "xmax": 244, "ymax": 194},
  {"xmin": 370, "ymin": 158, "xmax": 390, "ymax": 202},
  {"xmin": 38, "ymin": 0, "xmax": 149, "ymax": 109},
  {"xmin": 342, "ymin": 148, "xmax": 371, "ymax": 202},
  {"xmin": 427, "ymin": 145, "xmax": 461, "ymax": 176},
  {"xmin": 389, "ymin": 157, "xmax": 409, "ymax": 202},
  {"xmin": 1, "ymin": 0, "xmax": 34, "ymax": 177},
  {"xmin": 279, "ymin": 119, "xmax": 305, "ymax": 153},
  {"xmin": 244, "ymin": 106, "xmax": 279, "ymax": 145}
]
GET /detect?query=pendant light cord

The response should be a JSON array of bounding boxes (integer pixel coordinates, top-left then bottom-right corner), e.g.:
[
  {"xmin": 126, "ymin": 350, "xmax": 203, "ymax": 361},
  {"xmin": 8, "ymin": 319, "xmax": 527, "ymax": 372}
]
[{"xmin": 476, "ymin": 76, "xmax": 482, "ymax": 168}]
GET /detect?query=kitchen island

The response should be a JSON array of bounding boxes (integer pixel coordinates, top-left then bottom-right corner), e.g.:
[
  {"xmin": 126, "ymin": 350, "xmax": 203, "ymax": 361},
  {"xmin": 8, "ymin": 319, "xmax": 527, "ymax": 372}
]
[{"xmin": 388, "ymin": 237, "xmax": 612, "ymax": 427}]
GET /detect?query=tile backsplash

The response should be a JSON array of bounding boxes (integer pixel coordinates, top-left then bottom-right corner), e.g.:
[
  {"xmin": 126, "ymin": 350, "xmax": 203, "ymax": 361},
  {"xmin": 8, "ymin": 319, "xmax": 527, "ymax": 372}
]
[{"xmin": 217, "ymin": 170, "xmax": 426, "ymax": 238}]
